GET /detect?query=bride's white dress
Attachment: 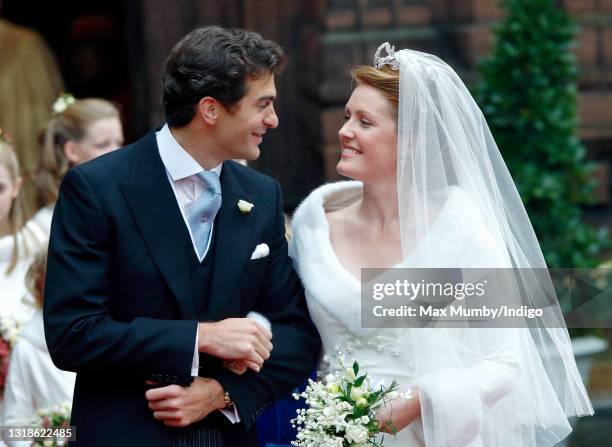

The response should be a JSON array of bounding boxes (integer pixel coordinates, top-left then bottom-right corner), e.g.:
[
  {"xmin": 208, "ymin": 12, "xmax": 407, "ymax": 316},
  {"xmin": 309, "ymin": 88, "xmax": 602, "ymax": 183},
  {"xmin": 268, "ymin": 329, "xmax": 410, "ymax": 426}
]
[{"xmin": 290, "ymin": 181, "xmax": 532, "ymax": 446}]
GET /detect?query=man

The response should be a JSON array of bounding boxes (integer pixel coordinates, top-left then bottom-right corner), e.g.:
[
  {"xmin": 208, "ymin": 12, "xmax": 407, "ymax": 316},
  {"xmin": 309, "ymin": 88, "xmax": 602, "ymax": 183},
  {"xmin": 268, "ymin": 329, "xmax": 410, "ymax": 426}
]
[{"xmin": 44, "ymin": 26, "xmax": 320, "ymax": 447}]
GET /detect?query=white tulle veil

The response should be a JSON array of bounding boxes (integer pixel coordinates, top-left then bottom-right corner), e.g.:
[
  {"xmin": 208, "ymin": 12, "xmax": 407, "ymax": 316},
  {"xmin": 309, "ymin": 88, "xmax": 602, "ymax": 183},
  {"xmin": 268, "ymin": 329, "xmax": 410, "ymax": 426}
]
[{"xmin": 373, "ymin": 43, "xmax": 594, "ymax": 446}]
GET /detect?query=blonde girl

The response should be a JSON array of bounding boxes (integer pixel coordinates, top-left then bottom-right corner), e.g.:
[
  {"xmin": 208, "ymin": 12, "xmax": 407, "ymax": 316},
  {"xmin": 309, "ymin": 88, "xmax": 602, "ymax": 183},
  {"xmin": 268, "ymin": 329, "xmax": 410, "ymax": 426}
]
[
  {"xmin": 0, "ymin": 135, "xmax": 45, "ymax": 320},
  {"xmin": 0, "ymin": 134, "xmax": 44, "ymax": 432},
  {"xmin": 33, "ymin": 97, "xmax": 123, "ymax": 232}
]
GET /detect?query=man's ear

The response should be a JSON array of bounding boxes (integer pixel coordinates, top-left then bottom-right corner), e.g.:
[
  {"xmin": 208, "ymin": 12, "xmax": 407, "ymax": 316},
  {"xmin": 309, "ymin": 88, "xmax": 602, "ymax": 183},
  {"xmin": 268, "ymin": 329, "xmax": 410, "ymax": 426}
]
[{"xmin": 198, "ymin": 97, "xmax": 219, "ymax": 125}]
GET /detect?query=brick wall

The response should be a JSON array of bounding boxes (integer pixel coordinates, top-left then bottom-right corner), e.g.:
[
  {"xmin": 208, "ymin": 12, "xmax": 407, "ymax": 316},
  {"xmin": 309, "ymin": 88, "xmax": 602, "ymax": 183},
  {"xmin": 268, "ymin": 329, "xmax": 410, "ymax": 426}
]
[
  {"xmin": 319, "ymin": 0, "xmax": 437, "ymax": 180},
  {"xmin": 136, "ymin": 0, "xmax": 611, "ymax": 224},
  {"xmin": 313, "ymin": 0, "xmax": 611, "ymax": 226}
]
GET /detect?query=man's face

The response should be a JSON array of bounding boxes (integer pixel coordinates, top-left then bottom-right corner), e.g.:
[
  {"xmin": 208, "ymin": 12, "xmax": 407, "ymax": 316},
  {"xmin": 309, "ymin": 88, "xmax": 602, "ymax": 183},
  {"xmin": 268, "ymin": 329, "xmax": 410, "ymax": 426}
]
[{"xmin": 214, "ymin": 74, "xmax": 278, "ymax": 161}]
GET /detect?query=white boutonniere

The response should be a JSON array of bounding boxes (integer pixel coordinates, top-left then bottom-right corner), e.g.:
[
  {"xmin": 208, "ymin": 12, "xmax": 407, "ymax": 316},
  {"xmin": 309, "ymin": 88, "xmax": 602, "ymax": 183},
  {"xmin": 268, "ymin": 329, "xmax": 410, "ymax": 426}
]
[{"xmin": 237, "ymin": 199, "xmax": 254, "ymax": 214}]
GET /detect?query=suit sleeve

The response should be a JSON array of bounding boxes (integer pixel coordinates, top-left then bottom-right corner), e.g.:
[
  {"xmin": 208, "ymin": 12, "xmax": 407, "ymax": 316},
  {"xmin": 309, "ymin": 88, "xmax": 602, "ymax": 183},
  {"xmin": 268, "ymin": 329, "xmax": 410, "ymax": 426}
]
[
  {"xmin": 43, "ymin": 168, "xmax": 197, "ymax": 385},
  {"xmin": 210, "ymin": 180, "xmax": 321, "ymax": 431}
]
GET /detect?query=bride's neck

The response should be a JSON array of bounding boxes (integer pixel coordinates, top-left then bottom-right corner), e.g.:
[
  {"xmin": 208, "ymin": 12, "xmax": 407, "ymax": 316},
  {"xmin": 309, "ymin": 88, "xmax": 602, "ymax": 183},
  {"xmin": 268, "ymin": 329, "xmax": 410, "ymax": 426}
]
[{"xmin": 358, "ymin": 179, "xmax": 399, "ymax": 230}]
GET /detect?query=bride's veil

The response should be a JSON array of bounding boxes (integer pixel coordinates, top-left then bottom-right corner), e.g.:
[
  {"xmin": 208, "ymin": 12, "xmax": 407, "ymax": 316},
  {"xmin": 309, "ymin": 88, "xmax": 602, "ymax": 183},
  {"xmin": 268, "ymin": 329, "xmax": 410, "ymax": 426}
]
[{"xmin": 378, "ymin": 44, "xmax": 594, "ymax": 446}]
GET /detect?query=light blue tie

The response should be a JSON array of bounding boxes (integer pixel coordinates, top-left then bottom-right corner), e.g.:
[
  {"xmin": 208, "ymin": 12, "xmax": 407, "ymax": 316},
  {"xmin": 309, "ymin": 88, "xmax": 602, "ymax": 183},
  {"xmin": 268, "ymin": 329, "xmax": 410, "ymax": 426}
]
[{"xmin": 188, "ymin": 170, "xmax": 222, "ymax": 259}]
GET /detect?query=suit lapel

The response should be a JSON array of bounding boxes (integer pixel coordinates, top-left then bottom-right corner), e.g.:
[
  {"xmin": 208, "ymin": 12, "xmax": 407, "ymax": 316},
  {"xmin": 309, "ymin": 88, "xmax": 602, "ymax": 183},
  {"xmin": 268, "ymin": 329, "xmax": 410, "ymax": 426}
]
[
  {"xmin": 207, "ymin": 162, "xmax": 255, "ymax": 321},
  {"xmin": 119, "ymin": 132, "xmax": 197, "ymax": 320}
]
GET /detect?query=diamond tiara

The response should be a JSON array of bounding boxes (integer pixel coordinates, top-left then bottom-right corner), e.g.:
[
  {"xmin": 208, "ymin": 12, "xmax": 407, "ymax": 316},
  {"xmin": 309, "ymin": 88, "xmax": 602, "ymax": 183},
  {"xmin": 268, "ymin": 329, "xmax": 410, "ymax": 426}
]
[{"xmin": 374, "ymin": 42, "xmax": 399, "ymax": 70}]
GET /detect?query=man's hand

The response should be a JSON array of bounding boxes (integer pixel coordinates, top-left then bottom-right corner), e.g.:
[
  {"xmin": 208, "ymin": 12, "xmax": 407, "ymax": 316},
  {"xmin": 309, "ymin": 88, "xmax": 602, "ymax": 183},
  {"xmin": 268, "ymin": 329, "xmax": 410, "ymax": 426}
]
[
  {"xmin": 145, "ymin": 377, "xmax": 226, "ymax": 427},
  {"xmin": 198, "ymin": 318, "xmax": 273, "ymax": 372},
  {"xmin": 223, "ymin": 359, "xmax": 249, "ymax": 375}
]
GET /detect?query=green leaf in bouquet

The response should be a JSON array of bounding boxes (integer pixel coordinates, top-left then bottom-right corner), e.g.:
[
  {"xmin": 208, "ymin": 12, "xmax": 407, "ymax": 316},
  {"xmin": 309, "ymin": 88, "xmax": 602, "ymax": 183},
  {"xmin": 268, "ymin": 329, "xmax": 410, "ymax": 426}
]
[
  {"xmin": 352, "ymin": 406, "xmax": 367, "ymax": 418},
  {"xmin": 337, "ymin": 383, "xmax": 351, "ymax": 402},
  {"xmin": 368, "ymin": 389, "xmax": 383, "ymax": 402},
  {"xmin": 353, "ymin": 361, "xmax": 359, "ymax": 377},
  {"xmin": 384, "ymin": 379, "xmax": 399, "ymax": 395},
  {"xmin": 366, "ymin": 419, "xmax": 379, "ymax": 431},
  {"xmin": 353, "ymin": 374, "xmax": 367, "ymax": 388}
]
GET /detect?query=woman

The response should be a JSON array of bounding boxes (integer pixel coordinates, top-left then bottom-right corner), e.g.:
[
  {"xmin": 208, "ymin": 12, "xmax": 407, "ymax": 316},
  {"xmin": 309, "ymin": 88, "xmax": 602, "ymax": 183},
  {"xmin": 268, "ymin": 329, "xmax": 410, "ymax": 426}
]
[
  {"xmin": 290, "ymin": 44, "xmax": 593, "ymax": 446},
  {"xmin": 32, "ymin": 95, "xmax": 123, "ymax": 233}
]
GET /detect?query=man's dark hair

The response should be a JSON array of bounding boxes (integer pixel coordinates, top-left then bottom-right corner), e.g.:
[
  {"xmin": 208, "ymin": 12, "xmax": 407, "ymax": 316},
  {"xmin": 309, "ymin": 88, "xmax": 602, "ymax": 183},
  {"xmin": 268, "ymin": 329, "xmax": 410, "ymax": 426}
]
[{"xmin": 162, "ymin": 26, "xmax": 285, "ymax": 127}]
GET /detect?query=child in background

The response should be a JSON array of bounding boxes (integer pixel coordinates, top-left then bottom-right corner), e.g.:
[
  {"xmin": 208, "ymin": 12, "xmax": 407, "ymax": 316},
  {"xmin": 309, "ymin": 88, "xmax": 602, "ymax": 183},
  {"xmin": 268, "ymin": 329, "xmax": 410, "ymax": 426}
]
[
  {"xmin": 33, "ymin": 95, "xmax": 123, "ymax": 233},
  {"xmin": 0, "ymin": 132, "xmax": 45, "ymax": 439},
  {"xmin": 2, "ymin": 247, "xmax": 75, "ymax": 445},
  {"xmin": 0, "ymin": 133, "xmax": 44, "ymax": 320}
]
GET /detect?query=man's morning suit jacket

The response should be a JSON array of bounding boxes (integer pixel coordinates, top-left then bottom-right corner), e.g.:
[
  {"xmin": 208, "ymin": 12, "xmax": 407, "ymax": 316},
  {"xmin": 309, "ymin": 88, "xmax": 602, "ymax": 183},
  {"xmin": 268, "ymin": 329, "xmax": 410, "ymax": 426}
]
[{"xmin": 43, "ymin": 131, "xmax": 321, "ymax": 446}]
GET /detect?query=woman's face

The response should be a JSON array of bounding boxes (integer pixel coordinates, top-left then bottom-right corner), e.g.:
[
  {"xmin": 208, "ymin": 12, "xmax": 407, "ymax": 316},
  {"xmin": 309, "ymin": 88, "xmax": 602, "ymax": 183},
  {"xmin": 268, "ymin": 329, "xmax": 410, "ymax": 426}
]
[
  {"xmin": 0, "ymin": 164, "xmax": 21, "ymax": 226},
  {"xmin": 64, "ymin": 116, "xmax": 124, "ymax": 166},
  {"xmin": 336, "ymin": 84, "xmax": 397, "ymax": 182}
]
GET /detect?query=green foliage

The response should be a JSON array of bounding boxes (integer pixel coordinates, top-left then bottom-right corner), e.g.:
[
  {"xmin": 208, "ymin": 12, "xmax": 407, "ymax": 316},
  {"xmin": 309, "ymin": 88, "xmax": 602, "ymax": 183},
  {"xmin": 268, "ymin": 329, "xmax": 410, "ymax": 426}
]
[{"xmin": 475, "ymin": 0, "xmax": 609, "ymax": 267}]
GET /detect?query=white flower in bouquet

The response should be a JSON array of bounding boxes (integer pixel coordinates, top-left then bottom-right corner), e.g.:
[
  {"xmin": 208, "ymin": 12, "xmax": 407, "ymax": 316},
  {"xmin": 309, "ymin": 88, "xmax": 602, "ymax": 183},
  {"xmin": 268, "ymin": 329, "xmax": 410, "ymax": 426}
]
[
  {"xmin": 345, "ymin": 367, "xmax": 357, "ymax": 382},
  {"xmin": 345, "ymin": 423, "xmax": 369, "ymax": 444},
  {"xmin": 292, "ymin": 355, "xmax": 400, "ymax": 446}
]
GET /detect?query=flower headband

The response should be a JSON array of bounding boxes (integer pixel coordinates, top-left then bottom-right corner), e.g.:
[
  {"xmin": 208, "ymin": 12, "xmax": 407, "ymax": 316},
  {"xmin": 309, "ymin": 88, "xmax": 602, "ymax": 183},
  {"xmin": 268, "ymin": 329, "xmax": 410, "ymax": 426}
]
[
  {"xmin": 374, "ymin": 42, "xmax": 399, "ymax": 70},
  {"xmin": 52, "ymin": 93, "xmax": 76, "ymax": 115}
]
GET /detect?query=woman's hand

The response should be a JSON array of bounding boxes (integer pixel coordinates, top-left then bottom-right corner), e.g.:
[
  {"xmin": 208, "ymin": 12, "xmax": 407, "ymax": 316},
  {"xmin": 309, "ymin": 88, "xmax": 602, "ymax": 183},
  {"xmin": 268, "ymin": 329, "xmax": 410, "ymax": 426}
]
[{"xmin": 375, "ymin": 390, "xmax": 421, "ymax": 434}]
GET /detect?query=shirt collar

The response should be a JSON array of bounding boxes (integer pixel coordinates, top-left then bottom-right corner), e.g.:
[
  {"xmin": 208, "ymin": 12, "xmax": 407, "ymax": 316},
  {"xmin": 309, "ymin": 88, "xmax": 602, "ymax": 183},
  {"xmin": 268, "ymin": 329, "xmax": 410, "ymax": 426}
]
[{"xmin": 156, "ymin": 124, "xmax": 222, "ymax": 181}]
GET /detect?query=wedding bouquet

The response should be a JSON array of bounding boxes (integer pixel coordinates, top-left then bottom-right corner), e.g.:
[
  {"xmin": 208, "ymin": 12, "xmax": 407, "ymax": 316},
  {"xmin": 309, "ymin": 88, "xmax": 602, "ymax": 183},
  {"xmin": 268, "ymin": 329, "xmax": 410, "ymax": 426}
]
[
  {"xmin": 291, "ymin": 357, "xmax": 405, "ymax": 447},
  {"xmin": 0, "ymin": 316, "xmax": 22, "ymax": 394},
  {"xmin": 32, "ymin": 402, "xmax": 72, "ymax": 447}
]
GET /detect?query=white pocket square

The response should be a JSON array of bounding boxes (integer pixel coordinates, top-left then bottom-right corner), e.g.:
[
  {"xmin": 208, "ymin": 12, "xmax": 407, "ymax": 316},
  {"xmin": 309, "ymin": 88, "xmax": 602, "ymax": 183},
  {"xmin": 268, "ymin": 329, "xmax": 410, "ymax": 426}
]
[{"xmin": 250, "ymin": 243, "xmax": 269, "ymax": 260}]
